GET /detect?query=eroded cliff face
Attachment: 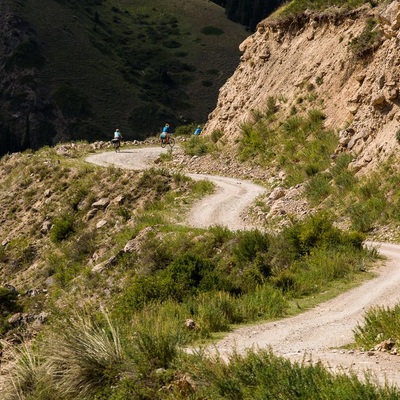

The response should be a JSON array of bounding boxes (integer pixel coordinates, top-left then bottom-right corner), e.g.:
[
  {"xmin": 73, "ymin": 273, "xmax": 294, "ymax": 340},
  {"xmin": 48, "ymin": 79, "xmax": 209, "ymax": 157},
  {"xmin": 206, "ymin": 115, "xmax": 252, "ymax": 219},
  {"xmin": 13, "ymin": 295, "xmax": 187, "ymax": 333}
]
[{"xmin": 204, "ymin": 2, "xmax": 400, "ymax": 174}]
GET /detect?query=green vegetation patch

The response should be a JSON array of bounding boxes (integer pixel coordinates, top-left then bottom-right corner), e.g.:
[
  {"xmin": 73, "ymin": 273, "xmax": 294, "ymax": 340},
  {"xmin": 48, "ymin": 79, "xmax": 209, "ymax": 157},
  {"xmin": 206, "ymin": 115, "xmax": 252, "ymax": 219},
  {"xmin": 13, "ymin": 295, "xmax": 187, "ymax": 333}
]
[
  {"xmin": 239, "ymin": 102, "xmax": 337, "ymax": 188},
  {"xmin": 182, "ymin": 135, "xmax": 216, "ymax": 156},
  {"xmin": 0, "ymin": 286, "xmax": 22, "ymax": 335},
  {"xmin": 111, "ymin": 212, "xmax": 371, "ymax": 340},
  {"xmin": 354, "ymin": 304, "xmax": 400, "ymax": 350},
  {"xmin": 348, "ymin": 18, "xmax": 383, "ymax": 58},
  {"xmin": 0, "ymin": 146, "xmax": 389, "ymax": 400},
  {"xmin": 5, "ymin": 39, "xmax": 46, "ymax": 71},
  {"xmin": 276, "ymin": 0, "xmax": 384, "ymax": 19},
  {"xmin": 52, "ymin": 85, "xmax": 91, "ymax": 118},
  {"xmin": 201, "ymin": 25, "xmax": 224, "ymax": 35}
]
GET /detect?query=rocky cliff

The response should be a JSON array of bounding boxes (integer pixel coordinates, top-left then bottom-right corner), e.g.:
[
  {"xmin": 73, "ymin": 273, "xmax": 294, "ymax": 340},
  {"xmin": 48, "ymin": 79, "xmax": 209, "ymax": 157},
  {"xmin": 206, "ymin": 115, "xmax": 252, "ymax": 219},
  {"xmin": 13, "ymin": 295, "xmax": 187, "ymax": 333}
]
[{"xmin": 204, "ymin": 1, "xmax": 400, "ymax": 174}]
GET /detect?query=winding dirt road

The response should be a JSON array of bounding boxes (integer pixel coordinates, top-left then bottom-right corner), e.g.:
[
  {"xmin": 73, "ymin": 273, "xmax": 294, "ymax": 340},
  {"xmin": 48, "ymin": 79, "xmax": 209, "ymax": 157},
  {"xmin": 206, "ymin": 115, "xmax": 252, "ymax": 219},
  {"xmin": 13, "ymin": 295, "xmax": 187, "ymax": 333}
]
[
  {"xmin": 87, "ymin": 147, "xmax": 400, "ymax": 387},
  {"xmin": 86, "ymin": 147, "xmax": 265, "ymax": 230}
]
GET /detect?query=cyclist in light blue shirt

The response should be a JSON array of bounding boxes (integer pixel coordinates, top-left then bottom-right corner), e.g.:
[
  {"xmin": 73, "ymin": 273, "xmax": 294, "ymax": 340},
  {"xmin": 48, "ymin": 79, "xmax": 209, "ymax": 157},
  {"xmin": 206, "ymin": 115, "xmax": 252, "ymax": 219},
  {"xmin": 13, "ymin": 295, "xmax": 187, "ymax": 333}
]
[
  {"xmin": 114, "ymin": 129, "xmax": 122, "ymax": 140},
  {"xmin": 194, "ymin": 125, "xmax": 202, "ymax": 136}
]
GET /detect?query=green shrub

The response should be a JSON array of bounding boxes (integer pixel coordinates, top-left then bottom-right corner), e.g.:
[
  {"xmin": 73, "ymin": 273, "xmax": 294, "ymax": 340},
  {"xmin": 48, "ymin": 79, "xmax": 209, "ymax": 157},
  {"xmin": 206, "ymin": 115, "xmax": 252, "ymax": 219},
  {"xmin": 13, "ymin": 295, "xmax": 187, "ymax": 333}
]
[
  {"xmin": 239, "ymin": 121, "xmax": 271, "ymax": 162},
  {"xmin": 266, "ymin": 96, "xmax": 277, "ymax": 117},
  {"xmin": 348, "ymin": 18, "xmax": 382, "ymax": 58},
  {"xmin": 233, "ymin": 230, "xmax": 270, "ymax": 268},
  {"xmin": 187, "ymin": 347, "xmax": 400, "ymax": 399},
  {"xmin": 168, "ymin": 254, "xmax": 215, "ymax": 294},
  {"xmin": 210, "ymin": 129, "xmax": 224, "ymax": 143},
  {"xmin": 52, "ymin": 85, "xmax": 91, "ymax": 118},
  {"xmin": 5, "ymin": 40, "xmax": 45, "ymax": 71},
  {"xmin": 354, "ymin": 304, "xmax": 400, "ymax": 350},
  {"xmin": 132, "ymin": 315, "xmax": 182, "ymax": 371},
  {"xmin": 182, "ymin": 136, "xmax": 214, "ymax": 156},
  {"xmin": 283, "ymin": 213, "xmax": 344, "ymax": 257},
  {"xmin": 0, "ymin": 287, "xmax": 20, "ymax": 314},
  {"xmin": 0, "ymin": 286, "xmax": 22, "ymax": 335},
  {"xmin": 293, "ymin": 246, "xmax": 367, "ymax": 297},
  {"xmin": 195, "ymin": 292, "xmax": 237, "ymax": 333},
  {"xmin": 238, "ymin": 284, "xmax": 287, "ymax": 319},
  {"xmin": 201, "ymin": 26, "xmax": 224, "ymax": 35},
  {"xmin": 305, "ymin": 172, "xmax": 332, "ymax": 204},
  {"xmin": 50, "ymin": 213, "xmax": 75, "ymax": 243},
  {"xmin": 273, "ymin": 269, "xmax": 298, "ymax": 293},
  {"xmin": 283, "ymin": 115, "xmax": 304, "ymax": 136},
  {"xmin": 117, "ymin": 254, "xmax": 220, "ymax": 311},
  {"xmin": 348, "ymin": 196, "xmax": 386, "ymax": 232},
  {"xmin": 305, "ymin": 163, "xmax": 320, "ymax": 177},
  {"xmin": 117, "ymin": 206, "xmax": 131, "ymax": 221},
  {"xmin": 332, "ymin": 160, "xmax": 356, "ymax": 193},
  {"xmin": 138, "ymin": 168, "xmax": 171, "ymax": 195}
]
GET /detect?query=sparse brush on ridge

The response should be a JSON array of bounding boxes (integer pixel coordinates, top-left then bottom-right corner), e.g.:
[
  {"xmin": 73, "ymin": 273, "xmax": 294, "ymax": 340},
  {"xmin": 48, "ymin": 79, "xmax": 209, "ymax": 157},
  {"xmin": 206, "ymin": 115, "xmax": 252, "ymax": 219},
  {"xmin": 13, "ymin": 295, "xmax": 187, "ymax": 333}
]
[
  {"xmin": 275, "ymin": 0, "xmax": 384, "ymax": 18},
  {"xmin": 348, "ymin": 18, "xmax": 383, "ymax": 59},
  {"xmin": 239, "ymin": 106, "xmax": 337, "ymax": 186}
]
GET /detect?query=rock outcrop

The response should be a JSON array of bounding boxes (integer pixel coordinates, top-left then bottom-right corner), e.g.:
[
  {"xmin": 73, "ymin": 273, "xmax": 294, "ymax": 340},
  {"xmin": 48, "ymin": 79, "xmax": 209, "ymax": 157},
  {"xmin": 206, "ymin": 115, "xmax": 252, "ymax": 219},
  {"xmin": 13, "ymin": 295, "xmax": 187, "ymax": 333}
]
[{"xmin": 204, "ymin": 2, "xmax": 400, "ymax": 174}]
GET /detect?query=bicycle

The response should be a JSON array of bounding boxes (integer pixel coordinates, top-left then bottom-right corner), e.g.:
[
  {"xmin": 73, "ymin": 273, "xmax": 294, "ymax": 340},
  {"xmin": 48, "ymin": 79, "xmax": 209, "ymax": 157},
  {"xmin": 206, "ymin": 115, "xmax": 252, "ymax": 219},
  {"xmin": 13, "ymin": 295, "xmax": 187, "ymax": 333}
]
[
  {"xmin": 111, "ymin": 138, "xmax": 121, "ymax": 152},
  {"xmin": 160, "ymin": 135, "xmax": 175, "ymax": 148}
]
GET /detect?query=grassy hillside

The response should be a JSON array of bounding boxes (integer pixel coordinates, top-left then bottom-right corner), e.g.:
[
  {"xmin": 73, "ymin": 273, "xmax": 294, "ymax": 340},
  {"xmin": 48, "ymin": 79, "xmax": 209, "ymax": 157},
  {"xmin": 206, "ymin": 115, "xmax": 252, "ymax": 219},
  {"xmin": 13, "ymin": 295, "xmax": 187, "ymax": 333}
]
[
  {"xmin": 2, "ymin": 43, "xmax": 400, "ymax": 393},
  {"xmin": 0, "ymin": 0, "xmax": 247, "ymax": 151},
  {"xmin": 1, "ymin": 142, "xmax": 394, "ymax": 399},
  {"xmin": 2, "ymin": 0, "xmax": 400, "ymax": 397}
]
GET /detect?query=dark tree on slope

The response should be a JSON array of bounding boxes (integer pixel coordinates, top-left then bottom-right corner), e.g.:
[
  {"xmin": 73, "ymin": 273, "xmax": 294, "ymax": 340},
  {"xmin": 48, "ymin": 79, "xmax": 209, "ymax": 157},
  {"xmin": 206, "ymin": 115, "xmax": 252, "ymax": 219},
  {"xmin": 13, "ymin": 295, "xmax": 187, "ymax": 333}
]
[{"xmin": 212, "ymin": 0, "xmax": 283, "ymax": 31}]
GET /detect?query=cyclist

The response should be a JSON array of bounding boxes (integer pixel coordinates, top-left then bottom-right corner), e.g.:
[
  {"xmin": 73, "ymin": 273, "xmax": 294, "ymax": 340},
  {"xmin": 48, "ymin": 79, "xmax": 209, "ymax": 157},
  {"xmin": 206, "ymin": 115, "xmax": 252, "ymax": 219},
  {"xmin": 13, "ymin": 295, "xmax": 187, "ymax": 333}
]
[
  {"xmin": 114, "ymin": 129, "xmax": 123, "ymax": 141},
  {"xmin": 160, "ymin": 123, "xmax": 170, "ymax": 143},
  {"xmin": 194, "ymin": 125, "xmax": 202, "ymax": 136}
]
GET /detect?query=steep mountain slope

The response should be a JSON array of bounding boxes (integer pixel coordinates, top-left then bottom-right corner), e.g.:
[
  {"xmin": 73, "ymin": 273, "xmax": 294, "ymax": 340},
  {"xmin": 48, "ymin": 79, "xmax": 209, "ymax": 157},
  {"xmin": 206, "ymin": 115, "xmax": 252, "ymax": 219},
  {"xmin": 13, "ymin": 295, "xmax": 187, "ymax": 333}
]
[
  {"xmin": 204, "ymin": 1, "xmax": 400, "ymax": 174},
  {"xmin": 0, "ymin": 0, "xmax": 248, "ymax": 154}
]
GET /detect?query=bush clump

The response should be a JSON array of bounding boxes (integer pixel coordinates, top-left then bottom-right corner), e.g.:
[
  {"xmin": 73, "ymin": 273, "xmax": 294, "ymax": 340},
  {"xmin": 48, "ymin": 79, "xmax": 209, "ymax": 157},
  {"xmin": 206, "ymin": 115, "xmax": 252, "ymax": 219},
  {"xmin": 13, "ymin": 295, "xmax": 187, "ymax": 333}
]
[
  {"xmin": 50, "ymin": 213, "xmax": 75, "ymax": 243},
  {"xmin": 348, "ymin": 18, "xmax": 383, "ymax": 58},
  {"xmin": 5, "ymin": 40, "xmax": 45, "ymax": 71},
  {"xmin": 354, "ymin": 304, "xmax": 400, "ymax": 350},
  {"xmin": 201, "ymin": 26, "xmax": 224, "ymax": 35},
  {"xmin": 0, "ymin": 286, "xmax": 22, "ymax": 335}
]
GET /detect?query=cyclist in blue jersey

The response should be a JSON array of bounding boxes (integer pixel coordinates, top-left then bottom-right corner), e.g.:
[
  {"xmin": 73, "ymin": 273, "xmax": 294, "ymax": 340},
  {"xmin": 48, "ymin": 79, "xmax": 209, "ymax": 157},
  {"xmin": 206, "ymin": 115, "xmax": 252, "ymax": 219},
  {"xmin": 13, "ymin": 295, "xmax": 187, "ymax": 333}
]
[{"xmin": 160, "ymin": 123, "xmax": 170, "ymax": 143}]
